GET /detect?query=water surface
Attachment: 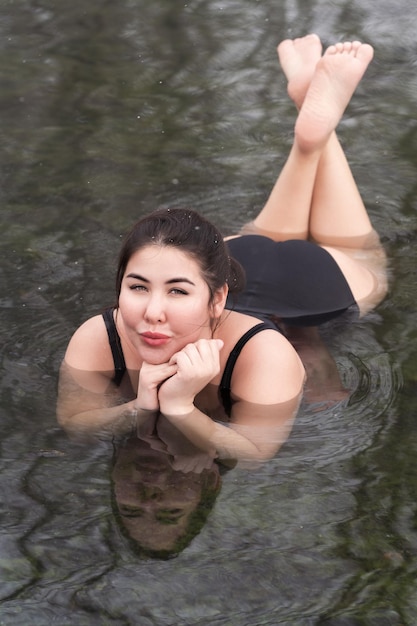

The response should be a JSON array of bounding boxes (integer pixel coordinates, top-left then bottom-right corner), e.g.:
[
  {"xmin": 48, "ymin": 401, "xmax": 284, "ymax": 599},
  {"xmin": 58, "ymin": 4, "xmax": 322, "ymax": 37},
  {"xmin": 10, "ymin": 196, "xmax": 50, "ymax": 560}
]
[{"xmin": 2, "ymin": 1, "xmax": 417, "ymax": 623}]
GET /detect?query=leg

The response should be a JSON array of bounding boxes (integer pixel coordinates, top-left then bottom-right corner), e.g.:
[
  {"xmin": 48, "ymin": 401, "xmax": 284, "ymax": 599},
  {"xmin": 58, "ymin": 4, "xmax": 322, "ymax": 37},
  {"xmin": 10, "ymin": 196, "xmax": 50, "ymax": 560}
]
[
  {"xmin": 244, "ymin": 37, "xmax": 387, "ymax": 314},
  {"xmin": 309, "ymin": 130, "xmax": 388, "ymax": 315},
  {"xmin": 246, "ymin": 35, "xmax": 323, "ymax": 240},
  {"xmin": 298, "ymin": 42, "xmax": 387, "ymax": 312},
  {"xmin": 277, "ymin": 37, "xmax": 375, "ymax": 244},
  {"xmin": 250, "ymin": 38, "xmax": 374, "ymax": 240},
  {"xmin": 309, "ymin": 132, "xmax": 374, "ymax": 246},
  {"xmin": 247, "ymin": 143, "xmax": 321, "ymax": 240},
  {"xmin": 304, "ymin": 42, "xmax": 375, "ymax": 245}
]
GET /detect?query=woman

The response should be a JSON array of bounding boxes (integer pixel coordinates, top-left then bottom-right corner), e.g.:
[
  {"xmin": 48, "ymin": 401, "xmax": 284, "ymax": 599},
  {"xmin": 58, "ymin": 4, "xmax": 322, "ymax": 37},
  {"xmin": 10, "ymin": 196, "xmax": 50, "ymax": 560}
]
[{"xmin": 57, "ymin": 36, "xmax": 387, "ymax": 461}]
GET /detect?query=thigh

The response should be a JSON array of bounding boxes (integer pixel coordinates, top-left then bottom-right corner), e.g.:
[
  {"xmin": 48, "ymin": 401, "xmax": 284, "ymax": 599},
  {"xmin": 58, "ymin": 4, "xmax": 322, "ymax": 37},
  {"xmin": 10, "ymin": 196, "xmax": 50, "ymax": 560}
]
[{"xmin": 322, "ymin": 244, "xmax": 388, "ymax": 316}]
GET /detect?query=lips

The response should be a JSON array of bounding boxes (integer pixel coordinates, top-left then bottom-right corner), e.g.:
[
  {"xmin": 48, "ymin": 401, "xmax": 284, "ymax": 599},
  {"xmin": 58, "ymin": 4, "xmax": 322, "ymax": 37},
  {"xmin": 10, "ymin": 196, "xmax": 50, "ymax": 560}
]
[{"xmin": 140, "ymin": 331, "xmax": 171, "ymax": 347}]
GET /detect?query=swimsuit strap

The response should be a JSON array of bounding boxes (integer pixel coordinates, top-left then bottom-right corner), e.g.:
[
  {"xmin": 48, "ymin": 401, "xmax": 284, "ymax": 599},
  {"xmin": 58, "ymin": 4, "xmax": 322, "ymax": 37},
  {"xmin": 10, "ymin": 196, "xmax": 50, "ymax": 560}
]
[
  {"xmin": 102, "ymin": 308, "xmax": 127, "ymax": 387},
  {"xmin": 219, "ymin": 321, "xmax": 277, "ymax": 415}
]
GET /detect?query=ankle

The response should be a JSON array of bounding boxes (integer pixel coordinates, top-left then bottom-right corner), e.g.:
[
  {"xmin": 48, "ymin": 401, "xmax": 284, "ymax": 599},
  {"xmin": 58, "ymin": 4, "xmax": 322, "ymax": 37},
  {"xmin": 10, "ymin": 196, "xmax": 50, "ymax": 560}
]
[{"xmin": 292, "ymin": 132, "xmax": 324, "ymax": 158}]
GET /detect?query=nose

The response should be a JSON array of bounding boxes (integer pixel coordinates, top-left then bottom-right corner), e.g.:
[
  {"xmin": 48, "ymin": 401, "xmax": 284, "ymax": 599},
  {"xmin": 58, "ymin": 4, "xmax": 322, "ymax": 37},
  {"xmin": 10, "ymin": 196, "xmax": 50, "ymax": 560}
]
[
  {"xmin": 139, "ymin": 484, "xmax": 164, "ymax": 503},
  {"xmin": 144, "ymin": 292, "xmax": 166, "ymax": 324}
]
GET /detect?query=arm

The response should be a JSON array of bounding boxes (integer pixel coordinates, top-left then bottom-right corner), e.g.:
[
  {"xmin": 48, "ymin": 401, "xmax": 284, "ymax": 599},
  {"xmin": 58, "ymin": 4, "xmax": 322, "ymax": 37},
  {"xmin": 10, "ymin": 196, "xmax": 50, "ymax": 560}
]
[
  {"xmin": 57, "ymin": 315, "xmax": 176, "ymax": 438},
  {"xmin": 159, "ymin": 331, "xmax": 305, "ymax": 462},
  {"xmin": 57, "ymin": 360, "xmax": 179, "ymax": 439},
  {"xmin": 161, "ymin": 397, "xmax": 300, "ymax": 463},
  {"xmin": 56, "ymin": 361, "xmax": 149, "ymax": 438}
]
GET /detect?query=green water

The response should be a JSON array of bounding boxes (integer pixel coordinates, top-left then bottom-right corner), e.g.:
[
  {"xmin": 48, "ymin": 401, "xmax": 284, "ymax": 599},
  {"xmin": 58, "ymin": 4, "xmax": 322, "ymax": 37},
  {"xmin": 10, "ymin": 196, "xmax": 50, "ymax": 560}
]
[{"xmin": 2, "ymin": 1, "xmax": 417, "ymax": 624}]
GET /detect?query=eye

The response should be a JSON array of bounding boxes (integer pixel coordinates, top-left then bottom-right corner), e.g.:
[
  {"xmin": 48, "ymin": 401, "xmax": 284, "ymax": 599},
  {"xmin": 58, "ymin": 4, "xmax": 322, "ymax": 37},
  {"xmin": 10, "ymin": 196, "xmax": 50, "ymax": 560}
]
[
  {"xmin": 118, "ymin": 505, "xmax": 145, "ymax": 518},
  {"xmin": 129, "ymin": 284, "xmax": 148, "ymax": 292},
  {"xmin": 156, "ymin": 508, "xmax": 185, "ymax": 524},
  {"xmin": 169, "ymin": 288, "xmax": 188, "ymax": 295}
]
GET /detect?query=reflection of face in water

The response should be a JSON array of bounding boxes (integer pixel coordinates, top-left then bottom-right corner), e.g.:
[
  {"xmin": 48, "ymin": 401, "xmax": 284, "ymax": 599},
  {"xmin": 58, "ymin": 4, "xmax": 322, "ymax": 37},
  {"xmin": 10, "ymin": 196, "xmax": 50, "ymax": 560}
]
[{"xmin": 112, "ymin": 434, "xmax": 221, "ymax": 558}]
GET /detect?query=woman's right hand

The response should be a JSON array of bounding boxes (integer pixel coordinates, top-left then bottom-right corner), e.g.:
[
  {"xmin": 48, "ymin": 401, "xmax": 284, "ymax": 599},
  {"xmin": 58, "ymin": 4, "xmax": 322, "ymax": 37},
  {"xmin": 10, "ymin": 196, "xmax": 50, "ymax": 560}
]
[
  {"xmin": 136, "ymin": 361, "xmax": 178, "ymax": 411},
  {"xmin": 158, "ymin": 339, "xmax": 223, "ymax": 415}
]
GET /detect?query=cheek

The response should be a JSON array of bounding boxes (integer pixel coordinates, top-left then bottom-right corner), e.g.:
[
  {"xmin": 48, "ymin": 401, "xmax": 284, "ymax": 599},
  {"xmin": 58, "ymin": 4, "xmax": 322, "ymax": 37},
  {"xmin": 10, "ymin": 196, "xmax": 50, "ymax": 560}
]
[
  {"xmin": 181, "ymin": 303, "xmax": 212, "ymax": 327},
  {"xmin": 118, "ymin": 292, "xmax": 144, "ymax": 325}
]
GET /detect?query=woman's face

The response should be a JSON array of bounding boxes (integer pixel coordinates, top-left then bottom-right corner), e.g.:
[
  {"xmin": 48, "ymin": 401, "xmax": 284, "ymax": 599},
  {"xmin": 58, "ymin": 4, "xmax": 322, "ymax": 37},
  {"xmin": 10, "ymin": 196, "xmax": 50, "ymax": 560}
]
[{"xmin": 117, "ymin": 245, "xmax": 226, "ymax": 365}]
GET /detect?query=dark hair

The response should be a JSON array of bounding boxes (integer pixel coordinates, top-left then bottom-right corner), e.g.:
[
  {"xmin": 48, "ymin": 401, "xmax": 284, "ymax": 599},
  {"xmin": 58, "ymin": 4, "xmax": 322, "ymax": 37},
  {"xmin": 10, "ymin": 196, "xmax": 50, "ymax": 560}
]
[{"xmin": 115, "ymin": 208, "xmax": 245, "ymax": 303}]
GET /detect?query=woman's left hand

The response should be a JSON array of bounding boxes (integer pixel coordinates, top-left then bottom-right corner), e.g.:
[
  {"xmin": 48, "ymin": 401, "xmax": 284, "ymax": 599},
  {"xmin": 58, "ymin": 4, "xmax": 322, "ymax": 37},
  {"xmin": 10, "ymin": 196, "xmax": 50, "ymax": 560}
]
[{"xmin": 158, "ymin": 338, "xmax": 223, "ymax": 415}]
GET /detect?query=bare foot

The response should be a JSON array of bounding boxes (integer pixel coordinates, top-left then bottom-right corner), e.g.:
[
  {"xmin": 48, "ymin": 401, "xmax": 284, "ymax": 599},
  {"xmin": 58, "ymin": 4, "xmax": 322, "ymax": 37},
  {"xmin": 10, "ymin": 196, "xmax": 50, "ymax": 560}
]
[
  {"xmin": 277, "ymin": 33, "xmax": 323, "ymax": 108},
  {"xmin": 294, "ymin": 41, "xmax": 374, "ymax": 152}
]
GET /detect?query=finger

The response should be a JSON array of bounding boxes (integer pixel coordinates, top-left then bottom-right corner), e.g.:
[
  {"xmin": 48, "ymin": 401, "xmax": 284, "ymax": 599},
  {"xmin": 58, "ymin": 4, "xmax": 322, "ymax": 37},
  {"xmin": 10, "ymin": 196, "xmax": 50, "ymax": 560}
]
[
  {"xmin": 156, "ymin": 365, "xmax": 178, "ymax": 386},
  {"xmin": 168, "ymin": 343, "xmax": 198, "ymax": 366},
  {"xmin": 194, "ymin": 339, "xmax": 222, "ymax": 364},
  {"xmin": 195, "ymin": 337, "xmax": 223, "ymax": 353},
  {"xmin": 141, "ymin": 362, "xmax": 178, "ymax": 385},
  {"xmin": 161, "ymin": 363, "xmax": 178, "ymax": 378}
]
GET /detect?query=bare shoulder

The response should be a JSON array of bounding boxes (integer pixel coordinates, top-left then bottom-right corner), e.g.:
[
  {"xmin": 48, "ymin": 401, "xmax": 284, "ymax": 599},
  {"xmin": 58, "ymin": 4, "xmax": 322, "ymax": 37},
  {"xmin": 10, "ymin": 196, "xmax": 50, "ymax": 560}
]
[
  {"xmin": 230, "ymin": 327, "xmax": 305, "ymax": 404},
  {"xmin": 64, "ymin": 314, "xmax": 112, "ymax": 370}
]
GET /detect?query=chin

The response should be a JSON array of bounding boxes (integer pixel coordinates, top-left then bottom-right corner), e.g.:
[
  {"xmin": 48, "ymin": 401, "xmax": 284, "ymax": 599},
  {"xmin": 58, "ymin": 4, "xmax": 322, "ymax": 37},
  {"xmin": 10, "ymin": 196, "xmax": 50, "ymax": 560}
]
[{"xmin": 139, "ymin": 347, "xmax": 174, "ymax": 366}]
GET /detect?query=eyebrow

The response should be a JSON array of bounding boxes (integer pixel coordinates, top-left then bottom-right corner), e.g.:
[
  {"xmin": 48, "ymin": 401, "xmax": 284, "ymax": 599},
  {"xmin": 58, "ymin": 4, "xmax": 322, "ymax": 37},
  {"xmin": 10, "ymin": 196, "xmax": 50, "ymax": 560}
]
[{"xmin": 126, "ymin": 273, "xmax": 196, "ymax": 286}]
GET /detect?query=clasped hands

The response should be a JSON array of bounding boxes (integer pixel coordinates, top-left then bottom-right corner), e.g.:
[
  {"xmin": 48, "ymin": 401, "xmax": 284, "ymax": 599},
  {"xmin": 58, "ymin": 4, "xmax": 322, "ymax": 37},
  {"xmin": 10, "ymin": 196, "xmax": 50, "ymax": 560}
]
[{"xmin": 135, "ymin": 338, "xmax": 224, "ymax": 415}]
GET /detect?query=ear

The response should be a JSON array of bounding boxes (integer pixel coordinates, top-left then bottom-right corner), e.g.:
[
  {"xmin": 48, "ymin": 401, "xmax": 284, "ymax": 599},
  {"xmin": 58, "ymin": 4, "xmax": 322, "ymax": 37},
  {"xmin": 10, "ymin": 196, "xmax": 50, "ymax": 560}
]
[{"xmin": 210, "ymin": 284, "xmax": 228, "ymax": 318}]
